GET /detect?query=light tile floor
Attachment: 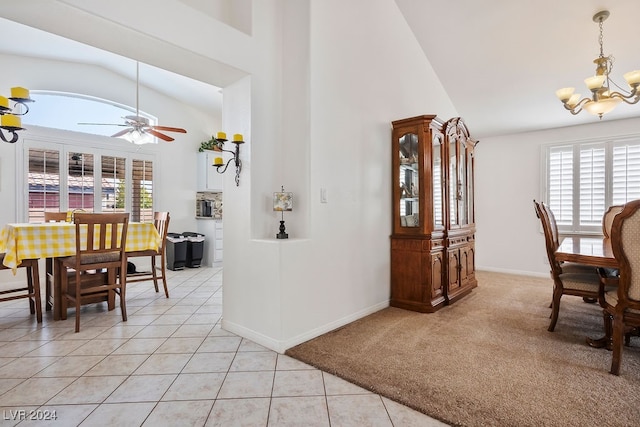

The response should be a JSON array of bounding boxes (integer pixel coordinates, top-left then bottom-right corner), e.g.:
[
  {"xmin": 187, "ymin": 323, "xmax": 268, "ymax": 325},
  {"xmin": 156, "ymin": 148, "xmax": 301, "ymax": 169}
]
[{"xmin": 0, "ymin": 266, "xmax": 447, "ymax": 426}]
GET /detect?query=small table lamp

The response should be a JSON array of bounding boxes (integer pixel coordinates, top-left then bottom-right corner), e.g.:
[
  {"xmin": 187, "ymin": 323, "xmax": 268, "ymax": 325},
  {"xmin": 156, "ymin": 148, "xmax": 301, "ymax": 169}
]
[{"xmin": 273, "ymin": 186, "xmax": 293, "ymax": 239}]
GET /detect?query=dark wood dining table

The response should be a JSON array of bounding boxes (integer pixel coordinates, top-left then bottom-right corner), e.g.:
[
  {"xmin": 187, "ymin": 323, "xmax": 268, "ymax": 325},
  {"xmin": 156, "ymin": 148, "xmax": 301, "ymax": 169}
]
[
  {"xmin": 555, "ymin": 236, "xmax": 617, "ymax": 269},
  {"xmin": 555, "ymin": 235, "xmax": 619, "ymax": 348}
]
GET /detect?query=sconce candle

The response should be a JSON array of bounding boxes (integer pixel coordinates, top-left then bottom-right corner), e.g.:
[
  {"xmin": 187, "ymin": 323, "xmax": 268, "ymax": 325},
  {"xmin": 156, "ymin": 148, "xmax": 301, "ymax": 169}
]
[
  {"xmin": 0, "ymin": 85, "xmax": 33, "ymax": 144},
  {"xmin": 10, "ymin": 87, "xmax": 30, "ymax": 100},
  {"xmin": 212, "ymin": 131, "xmax": 245, "ymax": 186},
  {"xmin": 1, "ymin": 114, "xmax": 21, "ymax": 128}
]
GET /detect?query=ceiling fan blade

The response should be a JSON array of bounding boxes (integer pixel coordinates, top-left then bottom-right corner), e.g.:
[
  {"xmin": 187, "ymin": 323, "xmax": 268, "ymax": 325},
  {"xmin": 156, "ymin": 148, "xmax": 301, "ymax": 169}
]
[
  {"xmin": 148, "ymin": 129, "xmax": 175, "ymax": 142},
  {"xmin": 152, "ymin": 125, "xmax": 187, "ymax": 133},
  {"xmin": 112, "ymin": 128, "xmax": 133, "ymax": 138},
  {"xmin": 78, "ymin": 122, "xmax": 128, "ymax": 126}
]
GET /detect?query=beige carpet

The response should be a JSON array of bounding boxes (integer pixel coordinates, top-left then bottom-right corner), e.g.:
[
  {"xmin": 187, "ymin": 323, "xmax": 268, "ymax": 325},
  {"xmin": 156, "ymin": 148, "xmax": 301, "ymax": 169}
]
[{"xmin": 286, "ymin": 271, "xmax": 640, "ymax": 427}]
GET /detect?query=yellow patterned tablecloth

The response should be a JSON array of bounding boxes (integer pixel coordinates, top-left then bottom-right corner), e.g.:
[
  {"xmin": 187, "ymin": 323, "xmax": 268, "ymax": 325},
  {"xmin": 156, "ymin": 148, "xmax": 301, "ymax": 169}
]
[{"xmin": 0, "ymin": 222, "xmax": 161, "ymax": 273}]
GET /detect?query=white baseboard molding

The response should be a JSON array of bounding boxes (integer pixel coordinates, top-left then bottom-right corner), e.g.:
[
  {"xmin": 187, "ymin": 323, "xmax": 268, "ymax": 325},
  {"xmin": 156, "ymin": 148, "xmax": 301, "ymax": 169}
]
[
  {"xmin": 221, "ymin": 300, "xmax": 389, "ymax": 354},
  {"xmin": 476, "ymin": 266, "xmax": 548, "ymax": 279}
]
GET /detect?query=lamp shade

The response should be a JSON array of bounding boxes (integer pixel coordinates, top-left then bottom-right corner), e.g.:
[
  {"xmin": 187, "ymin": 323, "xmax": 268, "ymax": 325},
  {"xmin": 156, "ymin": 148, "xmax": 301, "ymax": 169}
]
[
  {"xmin": 273, "ymin": 192, "xmax": 293, "ymax": 211},
  {"xmin": 556, "ymin": 87, "xmax": 575, "ymax": 101},
  {"xmin": 584, "ymin": 75, "xmax": 606, "ymax": 91},
  {"xmin": 623, "ymin": 70, "xmax": 640, "ymax": 87},
  {"xmin": 583, "ymin": 97, "xmax": 622, "ymax": 116}
]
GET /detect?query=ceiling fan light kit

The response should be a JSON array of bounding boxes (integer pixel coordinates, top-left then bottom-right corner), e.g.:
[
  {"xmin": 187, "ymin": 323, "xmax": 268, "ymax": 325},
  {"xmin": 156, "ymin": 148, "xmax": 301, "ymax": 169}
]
[{"xmin": 556, "ymin": 10, "xmax": 640, "ymax": 119}]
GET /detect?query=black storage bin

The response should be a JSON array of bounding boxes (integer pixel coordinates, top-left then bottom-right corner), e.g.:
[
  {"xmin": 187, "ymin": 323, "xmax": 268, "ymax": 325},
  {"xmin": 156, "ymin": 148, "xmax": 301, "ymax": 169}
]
[
  {"xmin": 166, "ymin": 233, "xmax": 187, "ymax": 271},
  {"xmin": 183, "ymin": 232, "xmax": 205, "ymax": 268}
]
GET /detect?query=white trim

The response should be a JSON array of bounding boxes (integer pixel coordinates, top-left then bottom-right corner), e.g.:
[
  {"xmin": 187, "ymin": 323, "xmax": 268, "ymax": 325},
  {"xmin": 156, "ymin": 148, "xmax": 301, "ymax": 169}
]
[{"xmin": 222, "ymin": 300, "xmax": 390, "ymax": 354}]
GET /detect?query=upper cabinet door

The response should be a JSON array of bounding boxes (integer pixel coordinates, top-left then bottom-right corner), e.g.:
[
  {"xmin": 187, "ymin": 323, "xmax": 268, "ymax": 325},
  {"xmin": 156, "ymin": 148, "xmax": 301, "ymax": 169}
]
[
  {"xmin": 391, "ymin": 115, "xmax": 444, "ymax": 236},
  {"xmin": 444, "ymin": 117, "xmax": 476, "ymax": 229}
]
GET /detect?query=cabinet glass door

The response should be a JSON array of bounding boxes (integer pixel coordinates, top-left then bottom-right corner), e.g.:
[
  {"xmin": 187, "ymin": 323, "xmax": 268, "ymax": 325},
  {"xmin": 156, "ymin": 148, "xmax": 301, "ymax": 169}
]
[
  {"xmin": 399, "ymin": 133, "xmax": 419, "ymax": 227},
  {"xmin": 449, "ymin": 138, "xmax": 458, "ymax": 226},
  {"xmin": 432, "ymin": 134, "xmax": 444, "ymax": 229},
  {"xmin": 458, "ymin": 139, "xmax": 467, "ymax": 225}
]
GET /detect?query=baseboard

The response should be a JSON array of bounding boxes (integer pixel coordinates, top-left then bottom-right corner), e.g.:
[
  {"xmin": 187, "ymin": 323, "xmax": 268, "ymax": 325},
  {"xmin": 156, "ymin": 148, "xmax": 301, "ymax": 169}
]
[
  {"xmin": 476, "ymin": 266, "xmax": 548, "ymax": 279},
  {"xmin": 221, "ymin": 300, "xmax": 390, "ymax": 354}
]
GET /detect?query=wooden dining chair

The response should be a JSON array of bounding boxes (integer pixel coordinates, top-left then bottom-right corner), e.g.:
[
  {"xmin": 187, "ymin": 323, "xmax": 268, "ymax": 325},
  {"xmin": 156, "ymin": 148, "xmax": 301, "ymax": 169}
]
[
  {"xmin": 599, "ymin": 199, "xmax": 640, "ymax": 375},
  {"xmin": 56, "ymin": 212, "xmax": 129, "ymax": 332},
  {"xmin": 126, "ymin": 212, "xmax": 171, "ymax": 298},
  {"xmin": 533, "ymin": 200, "xmax": 603, "ymax": 331},
  {"xmin": 599, "ymin": 205, "xmax": 624, "ymax": 287},
  {"xmin": 0, "ymin": 255, "xmax": 42, "ymax": 323},
  {"xmin": 602, "ymin": 205, "xmax": 625, "ymax": 238},
  {"xmin": 43, "ymin": 211, "xmax": 69, "ymax": 313}
]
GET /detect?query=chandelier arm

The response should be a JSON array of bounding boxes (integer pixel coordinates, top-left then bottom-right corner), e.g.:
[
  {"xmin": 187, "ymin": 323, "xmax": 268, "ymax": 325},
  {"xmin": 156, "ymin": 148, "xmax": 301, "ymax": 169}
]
[
  {"xmin": 562, "ymin": 97, "xmax": 592, "ymax": 115},
  {"xmin": 608, "ymin": 91, "xmax": 640, "ymax": 105}
]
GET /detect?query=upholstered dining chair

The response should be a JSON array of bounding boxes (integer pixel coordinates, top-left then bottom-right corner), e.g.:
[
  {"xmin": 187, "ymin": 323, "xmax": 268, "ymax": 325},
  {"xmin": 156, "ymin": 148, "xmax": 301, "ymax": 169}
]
[
  {"xmin": 126, "ymin": 212, "xmax": 171, "ymax": 298},
  {"xmin": 603, "ymin": 205, "xmax": 625, "ymax": 238},
  {"xmin": 43, "ymin": 211, "xmax": 69, "ymax": 313},
  {"xmin": 56, "ymin": 212, "xmax": 129, "ymax": 332},
  {"xmin": 0, "ymin": 255, "xmax": 42, "ymax": 323},
  {"xmin": 599, "ymin": 205, "xmax": 624, "ymax": 287},
  {"xmin": 599, "ymin": 199, "xmax": 640, "ymax": 375},
  {"xmin": 533, "ymin": 200, "xmax": 603, "ymax": 331}
]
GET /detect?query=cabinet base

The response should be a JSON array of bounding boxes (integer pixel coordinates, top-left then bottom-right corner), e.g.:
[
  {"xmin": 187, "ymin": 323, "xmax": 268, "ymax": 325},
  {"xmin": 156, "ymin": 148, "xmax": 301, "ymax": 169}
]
[{"xmin": 390, "ymin": 297, "xmax": 446, "ymax": 313}]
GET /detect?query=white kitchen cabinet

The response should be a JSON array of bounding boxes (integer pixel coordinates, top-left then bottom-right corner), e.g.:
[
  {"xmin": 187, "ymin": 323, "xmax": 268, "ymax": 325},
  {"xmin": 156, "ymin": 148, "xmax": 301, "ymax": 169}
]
[
  {"xmin": 197, "ymin": 151, "xmax": 224, "ymax": 191},
  {"xmin": 196, "ymin": 219, "xmax": 223, "ymax": 266}
]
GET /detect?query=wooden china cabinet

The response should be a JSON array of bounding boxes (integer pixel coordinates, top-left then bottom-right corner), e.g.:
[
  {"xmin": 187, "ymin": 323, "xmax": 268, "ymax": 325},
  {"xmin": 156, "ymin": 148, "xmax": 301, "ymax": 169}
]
[{"xmin": 390, "ymin": 115, "xmax": 477, "ymax": 312}]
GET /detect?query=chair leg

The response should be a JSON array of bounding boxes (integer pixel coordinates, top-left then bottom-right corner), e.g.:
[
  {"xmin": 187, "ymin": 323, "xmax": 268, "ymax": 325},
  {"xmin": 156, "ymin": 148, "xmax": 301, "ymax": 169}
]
[
  {"xmin": 25, "ymin": 260, "xmax": 43, "ymax": 323},
  {"xmin": 74, "ymin": 271, "xmax": 82, "ymax": 333},
  {"xmin": 120, "ymin": 275, "xmax": 127, "ymax": 323},
  {"xmin": 160, "ymin": 251, "xmax": 169, "ymax": 298},
  {"xmin": 45, "ymin": 257, "xmax": 53, "ymax": 311},
  {"xmin": 151, "ymin": 256, "xmax": 159, "ymax": 293},
  {"xmin": 548, "ymin": 287, "xmax": 562, "ymax": 332},
  {"xmin": 610, "ymin": 315, "xmax": 625, "ymax": 375}
]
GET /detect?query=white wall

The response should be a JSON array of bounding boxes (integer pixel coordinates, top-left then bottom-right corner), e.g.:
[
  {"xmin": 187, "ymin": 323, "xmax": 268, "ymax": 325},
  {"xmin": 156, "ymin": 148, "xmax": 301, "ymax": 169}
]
[
  {"xmin": 475, "ymin": 116, "xmax": 640, "ymax": 277},
  {"xmin": 223, "ymin": 0, "xmax": 460, "ymax": 351}
]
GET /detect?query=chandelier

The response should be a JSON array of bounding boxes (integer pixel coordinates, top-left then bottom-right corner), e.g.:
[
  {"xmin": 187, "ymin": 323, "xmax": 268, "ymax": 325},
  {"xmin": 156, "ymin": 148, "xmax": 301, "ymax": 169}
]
[
  {"xmin": 555, "ymin": 10, "xmax": 640, "ymax": 119},
  {"xmin": 0, "ymin": 87, "xmax": 33, "ymax": 143}
]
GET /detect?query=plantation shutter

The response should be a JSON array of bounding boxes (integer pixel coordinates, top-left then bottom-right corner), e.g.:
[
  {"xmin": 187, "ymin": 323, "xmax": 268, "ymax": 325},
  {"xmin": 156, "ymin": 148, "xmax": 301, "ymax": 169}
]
[
  {"xmin": 578, "ymin": 143, "xmax": 605, "ymax": 227},
  {"xmin": 132, "ymin": 159, "xmax": 154, "ymax": 222},
  {"xmin": 612, "ymin": 142, "xmax": 640, "ymax": 205},
  {"xmin": 548, "ymin": 145, "xmax": 573, "ymax": 226}
]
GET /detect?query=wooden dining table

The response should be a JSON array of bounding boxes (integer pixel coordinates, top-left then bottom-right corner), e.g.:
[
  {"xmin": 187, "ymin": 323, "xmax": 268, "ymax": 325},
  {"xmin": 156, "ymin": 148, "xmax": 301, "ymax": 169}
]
[
  {"xmin": 0, "ymin": 221, "xmax": 161, "ymax": 320},
  {"xmin": 555, "ymin": 235, "xmax": 617, "ymax": 269}
]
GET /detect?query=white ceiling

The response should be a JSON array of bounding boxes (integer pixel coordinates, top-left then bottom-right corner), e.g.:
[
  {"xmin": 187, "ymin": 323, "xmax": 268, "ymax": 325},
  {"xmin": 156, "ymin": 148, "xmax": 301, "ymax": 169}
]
[
  {"xmin": 2, "ymin": 1, "xmax": 640, "ymax": 139},
  {"xmin": 0, "ymin": 17, "xmax": 222, "ymax": 120},
  {"xmin": 395, "ymin": 0, "xmax": 640, "ymax": 138}
]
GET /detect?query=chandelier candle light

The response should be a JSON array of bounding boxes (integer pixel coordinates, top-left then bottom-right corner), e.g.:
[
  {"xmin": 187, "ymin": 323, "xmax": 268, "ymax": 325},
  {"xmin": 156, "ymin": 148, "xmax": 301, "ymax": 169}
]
[
  {"xmin": 0, "ymin": 87, "xmax": 34, "ymax": 143},
  {"xmin": 556, "ymin": 10, "xmax": 640, "ymax": 119},
  {"xmin": 273, "ymin": 186, "xmax": 293, "ymax": 239},
  {"xmin": 213, "ymin": 132, "xmax": 245, "ymax": 186}
]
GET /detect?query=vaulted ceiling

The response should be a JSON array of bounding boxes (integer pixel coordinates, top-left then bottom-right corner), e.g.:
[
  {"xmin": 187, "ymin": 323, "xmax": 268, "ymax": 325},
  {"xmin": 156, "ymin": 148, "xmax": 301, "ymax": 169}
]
[
  {"xmin": 395, "ymin": 0, "xmax": 640, "ymax": 138},
  {"xmin": 2, "ymin": 1, "xmax": 640, "ymax": 139}
]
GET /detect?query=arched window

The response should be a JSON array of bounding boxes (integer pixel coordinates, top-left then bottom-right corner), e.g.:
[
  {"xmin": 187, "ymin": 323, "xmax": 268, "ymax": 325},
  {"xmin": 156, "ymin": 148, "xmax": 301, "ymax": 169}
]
[{"xmin": 25, "ymin": 91, "xmax": 157, "ymax": 139}]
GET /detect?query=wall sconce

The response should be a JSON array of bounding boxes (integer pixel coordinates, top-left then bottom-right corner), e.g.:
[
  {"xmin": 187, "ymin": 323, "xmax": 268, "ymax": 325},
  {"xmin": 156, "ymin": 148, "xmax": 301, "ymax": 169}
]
[
  {"xmin": 0, "ymin": 87, "xmax": 33, "ymax": 143},
  {"xmin": 213, "ymin": 132, "xmax": 245, "ymax": 186},
  {"xmin": 273, "ymin": 186, "xmax": 293, "ymax": 239}
]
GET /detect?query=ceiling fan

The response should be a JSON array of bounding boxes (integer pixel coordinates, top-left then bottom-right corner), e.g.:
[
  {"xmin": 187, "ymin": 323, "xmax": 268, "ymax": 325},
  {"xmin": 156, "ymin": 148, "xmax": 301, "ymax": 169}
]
[{"xmin": 80, "ymin": 61, "xmax": 187, "ymax": 143}]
